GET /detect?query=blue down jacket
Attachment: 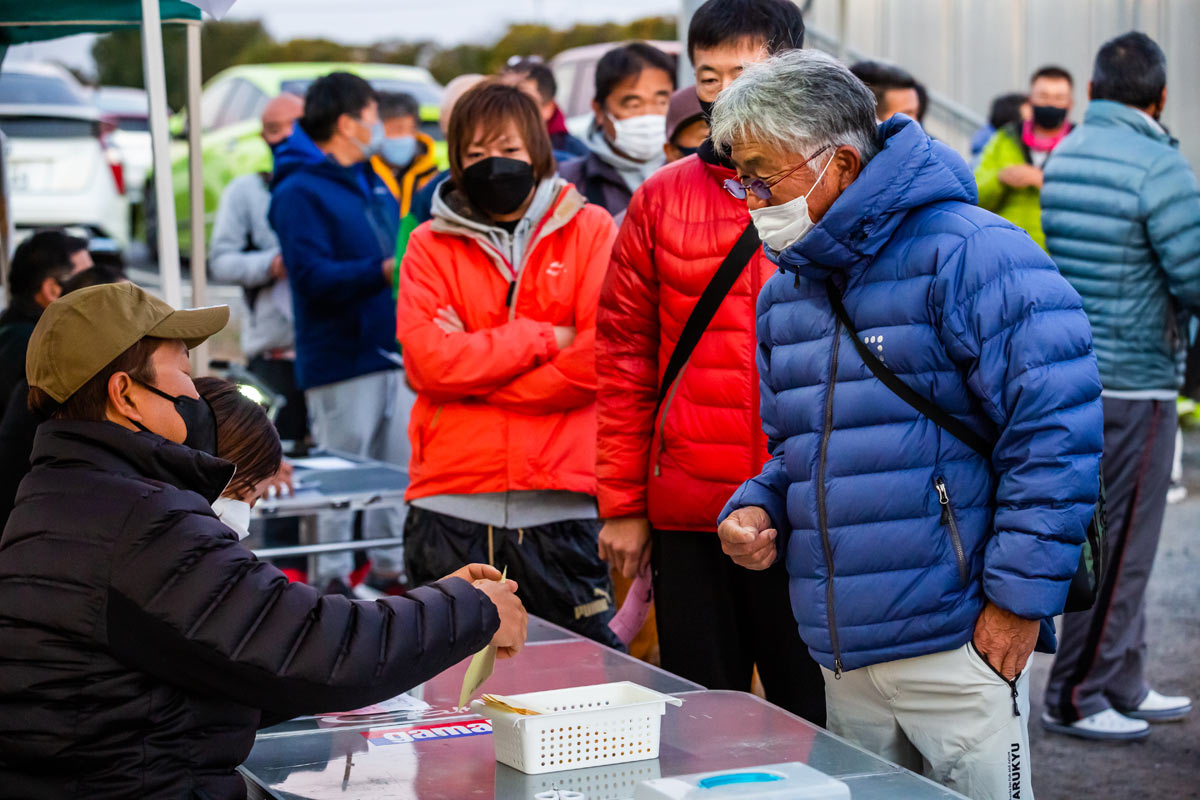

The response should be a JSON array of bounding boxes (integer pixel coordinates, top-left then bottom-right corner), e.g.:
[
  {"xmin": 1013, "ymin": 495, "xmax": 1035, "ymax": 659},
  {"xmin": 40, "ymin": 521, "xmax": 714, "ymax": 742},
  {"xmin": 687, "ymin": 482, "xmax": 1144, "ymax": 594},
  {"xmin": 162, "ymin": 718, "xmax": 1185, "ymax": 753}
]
[
  {"xmin": 269, "ymin": 128, "xmax": 400, "ymax": 391},
  {"xmin": 723, "ymin": 116, "xmax": 1104, "ymax": 673}
]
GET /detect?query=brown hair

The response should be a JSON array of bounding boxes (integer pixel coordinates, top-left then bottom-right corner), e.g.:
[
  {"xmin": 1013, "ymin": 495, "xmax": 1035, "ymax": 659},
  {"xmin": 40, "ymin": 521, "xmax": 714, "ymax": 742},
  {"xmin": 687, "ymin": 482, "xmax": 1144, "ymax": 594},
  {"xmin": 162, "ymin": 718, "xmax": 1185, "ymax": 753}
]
[
  {"xmin": 194, "ymin": 377, "xmax": 282, "ymax": 500},
  {"xmin": 447, "ymin": 81, "xmax": 555, "ymax": 189},
  {"xmin": 30, "ymin": 337, "xmax": 162, "ymax": 421}
]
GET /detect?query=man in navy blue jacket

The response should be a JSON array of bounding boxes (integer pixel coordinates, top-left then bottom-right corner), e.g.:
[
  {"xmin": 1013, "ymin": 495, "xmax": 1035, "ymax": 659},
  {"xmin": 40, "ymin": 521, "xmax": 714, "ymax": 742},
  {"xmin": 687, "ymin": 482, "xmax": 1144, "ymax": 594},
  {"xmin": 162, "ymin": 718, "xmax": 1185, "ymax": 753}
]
[
  {"xmin": 711, "ymin": 51, "xmax": 1103, "ymax": 800},
  {"xmin": 269, "ymin": 73, "xmax": 413, "ymax": 595}
]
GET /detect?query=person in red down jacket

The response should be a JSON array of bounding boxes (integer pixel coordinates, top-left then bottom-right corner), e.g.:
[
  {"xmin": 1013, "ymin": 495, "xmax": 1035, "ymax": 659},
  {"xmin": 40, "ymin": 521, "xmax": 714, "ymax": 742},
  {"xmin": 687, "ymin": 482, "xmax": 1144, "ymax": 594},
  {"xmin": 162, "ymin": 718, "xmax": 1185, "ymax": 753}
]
[{"xmin": 596, "ymin": 0, "xmax": 824, "ymax": 724}]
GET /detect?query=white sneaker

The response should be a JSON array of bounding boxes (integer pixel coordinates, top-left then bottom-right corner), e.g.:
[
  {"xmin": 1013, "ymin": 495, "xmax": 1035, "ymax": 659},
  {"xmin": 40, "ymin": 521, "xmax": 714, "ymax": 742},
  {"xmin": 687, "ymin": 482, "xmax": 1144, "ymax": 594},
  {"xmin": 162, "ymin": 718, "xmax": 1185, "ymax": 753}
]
[
  {"xmin": 1041, "ymin": 708, "xmax": 1150, "ymax": 740},
  {"xmin": 1120, "ymin": 689, "xmax": 1193, "ymax": 722},
  {"xmin": 1167, "ymin": 483, "xmax": 1188, "ymax": 504}
]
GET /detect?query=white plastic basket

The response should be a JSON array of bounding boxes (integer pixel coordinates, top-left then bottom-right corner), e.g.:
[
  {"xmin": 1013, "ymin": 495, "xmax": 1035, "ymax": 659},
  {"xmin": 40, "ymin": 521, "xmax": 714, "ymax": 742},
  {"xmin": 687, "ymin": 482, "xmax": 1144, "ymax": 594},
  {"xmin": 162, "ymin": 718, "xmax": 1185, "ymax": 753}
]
[{"xmin": 471, "ymin": 682, "xmax": 684, "ymax": 775}]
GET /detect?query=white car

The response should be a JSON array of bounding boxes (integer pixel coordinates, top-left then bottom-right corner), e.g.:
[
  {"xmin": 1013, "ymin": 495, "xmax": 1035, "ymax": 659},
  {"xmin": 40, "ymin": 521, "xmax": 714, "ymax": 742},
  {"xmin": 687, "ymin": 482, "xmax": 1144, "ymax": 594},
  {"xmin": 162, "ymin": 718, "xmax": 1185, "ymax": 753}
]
[
  {"xmin": 0, "ymin": 63, "xmax": 130, "ymax": 248},
  {"xmin": 92, "ymin": 86, "xmax": 151, "ymax": 208}
]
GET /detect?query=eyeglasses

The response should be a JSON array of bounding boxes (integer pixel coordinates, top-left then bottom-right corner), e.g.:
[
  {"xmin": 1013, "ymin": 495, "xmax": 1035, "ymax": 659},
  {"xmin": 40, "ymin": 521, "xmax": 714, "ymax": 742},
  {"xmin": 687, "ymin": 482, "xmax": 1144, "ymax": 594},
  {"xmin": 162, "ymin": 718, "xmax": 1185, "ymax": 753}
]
[{"xmin": 723, "ymin": 145, "xmax": 833, "ymax": 200}]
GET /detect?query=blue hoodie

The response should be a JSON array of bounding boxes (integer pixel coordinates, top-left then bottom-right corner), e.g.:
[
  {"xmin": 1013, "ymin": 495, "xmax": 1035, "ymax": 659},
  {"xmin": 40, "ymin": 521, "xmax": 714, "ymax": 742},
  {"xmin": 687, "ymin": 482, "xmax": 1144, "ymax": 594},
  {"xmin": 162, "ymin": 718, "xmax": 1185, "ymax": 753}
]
[
  {"xmin": 268, "ymin": 127, "xmax": 400, "ymax": 391},
  {"xmin": 722, "ymin": 116, "xmax": 1103, "ymax": 672}
]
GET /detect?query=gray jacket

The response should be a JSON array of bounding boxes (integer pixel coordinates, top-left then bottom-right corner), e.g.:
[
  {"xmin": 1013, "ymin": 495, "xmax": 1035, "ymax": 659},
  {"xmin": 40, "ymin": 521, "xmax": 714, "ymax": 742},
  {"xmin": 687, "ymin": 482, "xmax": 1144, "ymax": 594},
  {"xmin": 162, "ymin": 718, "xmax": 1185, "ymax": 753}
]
[{"xmin": 209, "ymin": 173, "xmax": 294, "ymax": 360}]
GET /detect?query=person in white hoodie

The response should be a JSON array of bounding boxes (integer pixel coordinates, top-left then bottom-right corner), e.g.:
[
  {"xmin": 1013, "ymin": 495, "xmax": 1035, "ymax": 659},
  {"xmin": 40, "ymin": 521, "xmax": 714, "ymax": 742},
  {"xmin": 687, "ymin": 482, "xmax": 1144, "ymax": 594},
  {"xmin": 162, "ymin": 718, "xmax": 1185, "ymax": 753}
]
[
  {"xmin": 195, "ymin": 377, "xmax": 285, "ymax": 541},
  {"xmin": 559, "ymin": 42, "xmax": 676, "ymax": 219}
]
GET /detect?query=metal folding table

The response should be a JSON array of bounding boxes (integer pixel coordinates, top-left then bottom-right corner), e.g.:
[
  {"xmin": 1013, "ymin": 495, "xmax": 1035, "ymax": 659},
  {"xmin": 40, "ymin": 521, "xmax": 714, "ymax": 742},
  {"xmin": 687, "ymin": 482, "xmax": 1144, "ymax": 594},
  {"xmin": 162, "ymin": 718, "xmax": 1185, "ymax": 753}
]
[
  {"xmin": 240, "ymin": 618, "xmax": 968, "ymax": 799},
  {"xmin": 250, "ymin": 453, "xmax": 409, "ymax": 579}
]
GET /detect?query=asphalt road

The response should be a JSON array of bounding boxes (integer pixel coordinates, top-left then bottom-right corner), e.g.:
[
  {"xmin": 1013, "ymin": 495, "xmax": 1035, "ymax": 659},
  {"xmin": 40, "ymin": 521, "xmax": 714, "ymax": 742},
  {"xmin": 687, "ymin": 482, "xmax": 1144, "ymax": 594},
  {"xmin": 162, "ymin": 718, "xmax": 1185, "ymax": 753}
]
[{"xmin": 1029, "ymin": 433, "xmax": 1200, "ymax": 800}]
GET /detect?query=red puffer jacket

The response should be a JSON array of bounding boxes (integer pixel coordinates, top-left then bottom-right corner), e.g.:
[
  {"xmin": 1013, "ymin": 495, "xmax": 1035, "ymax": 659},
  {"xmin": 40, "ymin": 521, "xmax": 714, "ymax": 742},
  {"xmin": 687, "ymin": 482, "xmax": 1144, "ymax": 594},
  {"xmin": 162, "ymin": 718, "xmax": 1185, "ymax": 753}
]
[{"xmin": 596, "ymin": 155, "xmax": 774, "ymax": 531}]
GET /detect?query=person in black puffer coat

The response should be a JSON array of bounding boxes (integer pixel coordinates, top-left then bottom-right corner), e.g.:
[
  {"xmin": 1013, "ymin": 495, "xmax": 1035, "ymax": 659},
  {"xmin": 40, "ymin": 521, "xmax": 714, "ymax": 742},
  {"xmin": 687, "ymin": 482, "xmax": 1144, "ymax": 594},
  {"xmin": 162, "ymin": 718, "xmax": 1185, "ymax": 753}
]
[{"xmin": 0, "ymin": 283, "xmax": 527, "ymax": 799}]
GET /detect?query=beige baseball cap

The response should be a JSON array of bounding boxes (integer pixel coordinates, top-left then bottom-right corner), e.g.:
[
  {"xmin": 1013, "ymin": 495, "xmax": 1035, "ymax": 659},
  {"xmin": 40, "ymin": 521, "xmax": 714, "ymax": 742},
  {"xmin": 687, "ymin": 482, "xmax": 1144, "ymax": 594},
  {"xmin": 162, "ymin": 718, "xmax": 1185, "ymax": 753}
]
[{"xmin": 26, "ymin": 283, "xmax": 229, "ymax": 404}]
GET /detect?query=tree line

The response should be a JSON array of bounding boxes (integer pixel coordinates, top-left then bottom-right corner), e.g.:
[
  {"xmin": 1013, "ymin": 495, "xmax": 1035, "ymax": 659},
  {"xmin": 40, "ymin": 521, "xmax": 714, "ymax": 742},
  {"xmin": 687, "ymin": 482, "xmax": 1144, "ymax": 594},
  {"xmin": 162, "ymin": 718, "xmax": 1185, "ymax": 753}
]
[{"xmin": 90, "ymin": 16, "xmax": 677, "ymax": 110}]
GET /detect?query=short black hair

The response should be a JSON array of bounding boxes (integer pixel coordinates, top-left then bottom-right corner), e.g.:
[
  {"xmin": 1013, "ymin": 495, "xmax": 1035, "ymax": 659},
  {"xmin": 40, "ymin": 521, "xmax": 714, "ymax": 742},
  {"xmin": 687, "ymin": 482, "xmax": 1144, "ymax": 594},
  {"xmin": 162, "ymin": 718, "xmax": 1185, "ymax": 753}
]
[
  {"xmin": 300, "ymin": 72, "xmax": 377, "ymax": 143},
  {"xmin": 61, "ymin": 264, "xmax": 125, "ymax": 294},
  {"xmin": 850, "ymin": 60, "xmax": 918, "ymax": 114},
  {"xmin": 9, "ymin": 230, "xmax": 74, "ymax": 299},
  {"xmin": 594, "ymin": 42, "xmax": 678, "ymax": 106},
  {"xmin": 504, "ymin": 59, "xmax": 557, "ymax": 104},
  {"xmin": 688, "ymin": 0, "xmax": 805, "ymax": 61},
  {"xmin": 378, "ymin": 91, "xmax": 419, "ymax": 122},
  {"xmin": 914, "ymin": 80, "xmax": 928, "ymax": 123},
  {"xmin": 1031, "ymin": 65, "xmax": 1074, "ymax": 87},
  {"xmin": 989, "ymin": 92, "xmax": 1028, "ymax": 130},
  {"xmin": 1091, "ymin": 31, "xmax": 1166, "ymax": 109}
]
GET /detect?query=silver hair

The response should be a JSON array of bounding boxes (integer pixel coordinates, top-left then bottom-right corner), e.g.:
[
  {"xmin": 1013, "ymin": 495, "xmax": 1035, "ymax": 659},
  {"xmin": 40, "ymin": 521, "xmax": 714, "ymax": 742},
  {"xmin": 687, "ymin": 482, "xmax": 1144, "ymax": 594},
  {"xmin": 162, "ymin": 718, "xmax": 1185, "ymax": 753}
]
[{"xmin": 709, "ymin": 49, "xmax": 881, "ymax": 171}]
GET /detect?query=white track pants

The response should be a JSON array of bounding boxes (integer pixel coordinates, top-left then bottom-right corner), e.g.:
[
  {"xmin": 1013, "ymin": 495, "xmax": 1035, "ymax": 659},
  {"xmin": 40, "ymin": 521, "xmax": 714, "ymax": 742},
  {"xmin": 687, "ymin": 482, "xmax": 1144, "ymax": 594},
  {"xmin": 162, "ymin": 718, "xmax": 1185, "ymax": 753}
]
[{"xmin": 823, "ymin": 643, "xmax": 1033, "ymax": 800}]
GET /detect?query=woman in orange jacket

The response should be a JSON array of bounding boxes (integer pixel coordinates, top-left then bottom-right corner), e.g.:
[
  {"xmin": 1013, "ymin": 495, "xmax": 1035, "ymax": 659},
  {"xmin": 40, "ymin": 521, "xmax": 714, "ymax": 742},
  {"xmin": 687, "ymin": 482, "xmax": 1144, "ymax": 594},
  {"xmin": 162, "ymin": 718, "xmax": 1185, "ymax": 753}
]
[{"xmin": 396, "ymin": 82, "xmax": 621, "ymax": 646}]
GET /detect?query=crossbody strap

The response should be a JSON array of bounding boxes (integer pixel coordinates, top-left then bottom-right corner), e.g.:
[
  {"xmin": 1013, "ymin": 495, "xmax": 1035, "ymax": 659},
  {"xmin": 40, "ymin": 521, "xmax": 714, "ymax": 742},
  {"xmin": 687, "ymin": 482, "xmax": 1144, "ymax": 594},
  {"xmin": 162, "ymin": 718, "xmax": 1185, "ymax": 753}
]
[
  {"xmin": 655, "ymin": 223, "xmax": 761, "ymax": 411},
  {"xmin": 824, "ymin": 279, "xmax": 994, "ymax": 461}
]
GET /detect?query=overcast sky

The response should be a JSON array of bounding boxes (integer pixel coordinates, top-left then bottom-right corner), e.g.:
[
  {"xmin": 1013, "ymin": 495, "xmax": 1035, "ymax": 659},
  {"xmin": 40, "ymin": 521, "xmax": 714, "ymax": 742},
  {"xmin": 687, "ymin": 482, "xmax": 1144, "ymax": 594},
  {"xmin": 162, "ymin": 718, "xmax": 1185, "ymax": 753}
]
[{"xmin": 7, "ymin": 0, "xmax": 681, "ymax": 74}]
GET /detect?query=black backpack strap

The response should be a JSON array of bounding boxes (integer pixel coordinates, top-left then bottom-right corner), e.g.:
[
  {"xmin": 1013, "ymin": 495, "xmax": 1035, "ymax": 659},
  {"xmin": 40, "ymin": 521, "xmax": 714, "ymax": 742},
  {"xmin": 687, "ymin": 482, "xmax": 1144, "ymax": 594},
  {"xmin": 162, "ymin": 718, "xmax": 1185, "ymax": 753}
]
[
  {"xmin": 656, "ymin": 224, "xmax": 761, "ymax": 411},
  {"xmin": 824, "ymin": 279, "xmax": 994, "ymax": 461}
]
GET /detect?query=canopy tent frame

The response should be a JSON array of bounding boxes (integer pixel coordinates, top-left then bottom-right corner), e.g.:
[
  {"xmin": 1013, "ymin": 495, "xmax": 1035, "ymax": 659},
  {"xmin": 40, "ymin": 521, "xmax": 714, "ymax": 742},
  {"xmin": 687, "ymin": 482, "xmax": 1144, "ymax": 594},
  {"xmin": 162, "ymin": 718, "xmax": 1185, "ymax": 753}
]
[{"xmin": 0, "ymin": 1, "xmax": 212, "ymax": 343}]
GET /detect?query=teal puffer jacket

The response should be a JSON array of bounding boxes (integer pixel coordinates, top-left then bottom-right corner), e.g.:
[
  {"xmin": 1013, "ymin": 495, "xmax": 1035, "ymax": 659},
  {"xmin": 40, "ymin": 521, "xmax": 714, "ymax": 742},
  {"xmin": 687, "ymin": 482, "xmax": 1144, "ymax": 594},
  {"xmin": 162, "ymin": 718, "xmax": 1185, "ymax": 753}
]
[{"xmin": 1041, "ymin": 100, "xmax": 1200, "ymax": 392}]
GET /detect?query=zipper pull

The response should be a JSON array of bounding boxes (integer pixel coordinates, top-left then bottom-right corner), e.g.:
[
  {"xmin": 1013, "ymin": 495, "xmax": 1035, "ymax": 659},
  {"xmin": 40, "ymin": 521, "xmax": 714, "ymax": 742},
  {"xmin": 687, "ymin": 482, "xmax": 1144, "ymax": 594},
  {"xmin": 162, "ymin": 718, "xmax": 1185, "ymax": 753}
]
[
  {"xmin": 505, "ymin": 281, "xmax": 517, "ymax": 307},
  {"xmin": 793, "ymin": 271, "xmax": 801, "ymax": 289},
  {"xmin": 935, "ymin": 478, "xmax": 950, "ymax": 524},
  {"xmin": 834, "ymin": 658, "xmax": 843, "ymax": 679},
  {"xmin": 1010, "ymin": 682, "xmax": 1020, "ymax": 717}
]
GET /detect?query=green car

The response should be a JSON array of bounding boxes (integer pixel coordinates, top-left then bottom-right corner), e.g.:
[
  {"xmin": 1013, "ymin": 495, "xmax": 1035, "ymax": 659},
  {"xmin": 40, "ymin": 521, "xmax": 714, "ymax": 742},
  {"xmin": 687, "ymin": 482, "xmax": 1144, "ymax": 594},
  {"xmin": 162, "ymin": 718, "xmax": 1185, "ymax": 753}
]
[{"xmin": 146, "ymin": 62, "xmax": 444, "ymax": 259}]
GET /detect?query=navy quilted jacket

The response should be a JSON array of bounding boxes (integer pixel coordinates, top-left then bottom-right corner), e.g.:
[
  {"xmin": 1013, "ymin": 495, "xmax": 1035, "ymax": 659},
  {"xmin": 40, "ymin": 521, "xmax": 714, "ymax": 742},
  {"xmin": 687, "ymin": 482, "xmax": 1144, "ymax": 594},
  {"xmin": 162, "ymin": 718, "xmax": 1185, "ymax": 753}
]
[
  {"xmin": 1041, "ymin": 100, "xmax": 1200, "ymax": 392},
  {"xmin": 722, "ymin": 116, "xmax": 1104, "ymax": 673}
]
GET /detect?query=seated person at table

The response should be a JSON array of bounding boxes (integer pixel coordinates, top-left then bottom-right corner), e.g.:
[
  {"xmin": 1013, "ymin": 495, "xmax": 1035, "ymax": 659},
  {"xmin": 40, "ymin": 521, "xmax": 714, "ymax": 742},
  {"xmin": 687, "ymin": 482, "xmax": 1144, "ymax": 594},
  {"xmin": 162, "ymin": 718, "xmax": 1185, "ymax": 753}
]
[
  {"xmin": 0, "ymin": 283, "xmax": 527, "ymax": 798},
  {"xmin": 195, "ymin": 376, "xmax": 287, "ymax": 540},
  {"xmin": 396, "ymin": 82, "xmax": 621, "ymax": 647}
]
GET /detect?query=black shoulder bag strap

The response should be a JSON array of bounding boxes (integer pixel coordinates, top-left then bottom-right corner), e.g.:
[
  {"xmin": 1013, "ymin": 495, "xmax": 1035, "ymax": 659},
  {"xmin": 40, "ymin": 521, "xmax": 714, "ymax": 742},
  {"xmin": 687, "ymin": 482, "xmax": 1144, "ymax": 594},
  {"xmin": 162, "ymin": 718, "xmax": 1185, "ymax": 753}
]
[
  {"xmin": 826, "ymin": 278, "xmax": 1106, "ymax": 613},
  {"xmin": 824, "ymin": 279, "xmax": 994, "ymax": 460},
  {"xmin": 656, "ymin": 223, "xmax": 761, "ymax": 411}
]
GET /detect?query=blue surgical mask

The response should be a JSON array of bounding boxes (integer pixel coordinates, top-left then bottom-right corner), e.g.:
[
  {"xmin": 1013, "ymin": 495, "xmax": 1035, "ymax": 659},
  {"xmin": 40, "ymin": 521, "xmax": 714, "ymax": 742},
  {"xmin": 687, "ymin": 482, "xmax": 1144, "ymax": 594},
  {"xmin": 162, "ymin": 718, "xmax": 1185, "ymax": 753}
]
[
  {"xmin": 380, "ymin": 134, "xmax": 418, "ymax": 168},
  {"xmin": 352, "ymin": 119, "xmax": 385, "ymax": 160}
]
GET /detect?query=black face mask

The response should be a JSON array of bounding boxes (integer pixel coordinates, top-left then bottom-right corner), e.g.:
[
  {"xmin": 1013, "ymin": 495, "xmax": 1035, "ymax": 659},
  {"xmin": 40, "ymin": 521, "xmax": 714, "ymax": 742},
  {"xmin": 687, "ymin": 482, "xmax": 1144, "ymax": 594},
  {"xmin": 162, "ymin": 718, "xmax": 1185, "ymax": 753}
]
[
  {"xmin": 698, "ymin": 97, "xmax": 715, "ymax": 123},
  {"xmin": 674, "ymin": 145, "xmax": 700, "ymax": 159},
  {"xmin": 1032, "ymin": 105, "xmax": 1068, "ymax": 130},
  {"xmin": 461, "ymin": 157, "xmax": 536, "ymax": 217},
  {"xmin": 132, "ymin": 380, "xmax": 219, "ymax": 456}
]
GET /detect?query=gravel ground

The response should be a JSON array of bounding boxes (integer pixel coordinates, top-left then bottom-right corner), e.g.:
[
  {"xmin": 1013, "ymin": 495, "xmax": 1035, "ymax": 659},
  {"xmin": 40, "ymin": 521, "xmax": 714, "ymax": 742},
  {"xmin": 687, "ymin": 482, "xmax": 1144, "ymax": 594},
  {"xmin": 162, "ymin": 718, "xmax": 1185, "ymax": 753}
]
[{"xmin": 1028, "ymin": 432, "xmax": 1200, "ymax": 800}]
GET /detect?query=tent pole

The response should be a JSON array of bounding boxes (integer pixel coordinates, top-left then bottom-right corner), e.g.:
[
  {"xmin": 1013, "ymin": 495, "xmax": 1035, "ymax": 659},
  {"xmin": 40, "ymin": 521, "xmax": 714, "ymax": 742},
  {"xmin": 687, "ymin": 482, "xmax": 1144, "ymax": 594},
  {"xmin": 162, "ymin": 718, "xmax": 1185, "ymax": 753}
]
[
  {"xmin": 141, "ymin": 0, "xmax": 183, "ymax": 308},
  {"xmin": 185, "ymin": 21, "xmax": 210, "ymax": 374}
]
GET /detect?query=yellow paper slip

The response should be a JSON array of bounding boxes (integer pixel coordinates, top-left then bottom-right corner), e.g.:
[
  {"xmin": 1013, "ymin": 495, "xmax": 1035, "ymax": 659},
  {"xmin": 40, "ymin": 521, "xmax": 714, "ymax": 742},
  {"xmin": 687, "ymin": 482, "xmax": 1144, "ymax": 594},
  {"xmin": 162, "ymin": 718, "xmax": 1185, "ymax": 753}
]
[{"xmin": 458, "ymin": 567, "xmax": 506, "ymax": 709}]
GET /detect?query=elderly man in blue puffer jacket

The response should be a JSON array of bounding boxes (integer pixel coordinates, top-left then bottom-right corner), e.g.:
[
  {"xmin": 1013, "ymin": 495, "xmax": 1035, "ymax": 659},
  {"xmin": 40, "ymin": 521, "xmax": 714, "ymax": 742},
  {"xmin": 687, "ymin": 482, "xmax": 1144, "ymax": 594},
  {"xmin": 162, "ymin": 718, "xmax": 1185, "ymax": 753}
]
[
  {"xmin": 1040, "ymin": 32, "xmax": 1199, "ymax": 741},
  {"xmin": 710, "ymin": 51, "xmax": 1103, "ymax": 800}
]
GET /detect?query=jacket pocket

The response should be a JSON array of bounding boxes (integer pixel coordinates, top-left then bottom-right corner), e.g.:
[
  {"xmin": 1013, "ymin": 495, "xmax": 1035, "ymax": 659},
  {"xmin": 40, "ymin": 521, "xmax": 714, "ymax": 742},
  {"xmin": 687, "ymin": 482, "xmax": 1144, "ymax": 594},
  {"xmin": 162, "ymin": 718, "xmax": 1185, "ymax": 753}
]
[
  {"xmin": 413, "ymin": 404, "xmax": 442, "ymax": 463},
  {"xmin": 935, "ymin": 476, "xmax": 968, "ymax": 588},
  {"xmin": 653, "ymin": 365, "xmax": 686, "ymax": 477}
]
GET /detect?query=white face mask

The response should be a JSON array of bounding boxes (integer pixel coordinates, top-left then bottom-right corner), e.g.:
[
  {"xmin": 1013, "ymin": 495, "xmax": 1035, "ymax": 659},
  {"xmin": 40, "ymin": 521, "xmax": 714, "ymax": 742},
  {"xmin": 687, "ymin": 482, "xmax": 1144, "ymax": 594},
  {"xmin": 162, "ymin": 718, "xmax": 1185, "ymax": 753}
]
[
  {"xmin": 212, "ymin": 497, "xmax": 252, "ymax": 541},
  {"xmin": 609, "ymin": 113, "xmax": 667, "ymax": 162},
  {"xmin": 748, "ymin": 152, "xmax": 836, "ymax": 253}
]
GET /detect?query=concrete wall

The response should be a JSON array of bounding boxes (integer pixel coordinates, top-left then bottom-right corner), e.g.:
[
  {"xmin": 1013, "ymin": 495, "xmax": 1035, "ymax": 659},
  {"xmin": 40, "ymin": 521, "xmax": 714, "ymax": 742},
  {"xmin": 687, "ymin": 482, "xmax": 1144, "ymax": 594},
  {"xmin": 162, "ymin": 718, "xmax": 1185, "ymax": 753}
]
[{"xmin": 799, "ymin": 0, "xmax": 1200, "ymax": 169}]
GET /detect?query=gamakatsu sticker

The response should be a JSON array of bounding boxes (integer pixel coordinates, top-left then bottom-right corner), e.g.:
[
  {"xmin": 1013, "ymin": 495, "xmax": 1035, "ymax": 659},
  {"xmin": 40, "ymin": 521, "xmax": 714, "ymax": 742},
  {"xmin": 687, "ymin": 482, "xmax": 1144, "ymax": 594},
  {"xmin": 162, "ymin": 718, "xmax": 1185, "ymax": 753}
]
[{"xmin": 362, "ymin": 719, "xmax": 494, "ymax": 746}]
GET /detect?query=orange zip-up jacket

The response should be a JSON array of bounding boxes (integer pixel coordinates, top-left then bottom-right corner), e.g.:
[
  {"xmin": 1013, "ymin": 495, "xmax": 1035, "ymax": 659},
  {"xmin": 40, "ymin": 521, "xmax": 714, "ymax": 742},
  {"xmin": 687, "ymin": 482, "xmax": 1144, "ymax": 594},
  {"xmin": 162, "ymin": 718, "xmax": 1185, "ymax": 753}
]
[{"xmin": 397, "ymin": 181, "xmax": 618, "ymax": 501}]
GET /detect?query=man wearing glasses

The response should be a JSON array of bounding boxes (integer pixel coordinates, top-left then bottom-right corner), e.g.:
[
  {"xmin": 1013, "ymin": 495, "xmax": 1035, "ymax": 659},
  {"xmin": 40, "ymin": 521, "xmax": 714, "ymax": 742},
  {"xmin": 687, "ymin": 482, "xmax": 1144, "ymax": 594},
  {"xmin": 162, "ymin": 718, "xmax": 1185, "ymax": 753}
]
[
  {"xmin": 595, "ymin": 0, "xmax": 824, "ymax": 724},
  {"xmin": 711, "ymin": 50, "xmax": 1102, "ymax": 800}
]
